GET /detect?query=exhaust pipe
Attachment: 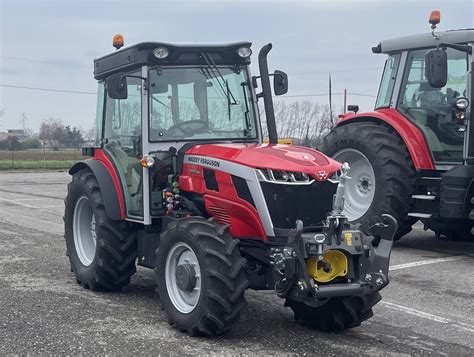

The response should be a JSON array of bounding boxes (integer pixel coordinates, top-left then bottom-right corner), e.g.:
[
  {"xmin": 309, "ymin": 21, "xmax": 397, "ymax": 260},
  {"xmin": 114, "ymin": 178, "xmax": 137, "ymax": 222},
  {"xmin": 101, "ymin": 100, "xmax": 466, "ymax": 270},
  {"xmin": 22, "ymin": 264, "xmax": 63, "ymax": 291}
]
[{"xmin": 258, "ymin": 43, "xmax": 278, "ymax": 145}]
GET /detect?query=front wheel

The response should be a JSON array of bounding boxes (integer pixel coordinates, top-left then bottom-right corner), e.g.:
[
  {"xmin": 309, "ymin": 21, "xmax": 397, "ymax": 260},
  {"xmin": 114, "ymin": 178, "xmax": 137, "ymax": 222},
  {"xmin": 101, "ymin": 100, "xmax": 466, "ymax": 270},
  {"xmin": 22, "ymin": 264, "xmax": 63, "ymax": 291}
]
[
  {"xmin": 320, "ymin": 122, "xmax": 417, "ymax": 240},
  {"xmin": 155, "ymin": 217, "xmax": 248, "ymax": 336},
  {"xmin": 286, "ymin": 292, "xmax": 382, "ymax": 331}
]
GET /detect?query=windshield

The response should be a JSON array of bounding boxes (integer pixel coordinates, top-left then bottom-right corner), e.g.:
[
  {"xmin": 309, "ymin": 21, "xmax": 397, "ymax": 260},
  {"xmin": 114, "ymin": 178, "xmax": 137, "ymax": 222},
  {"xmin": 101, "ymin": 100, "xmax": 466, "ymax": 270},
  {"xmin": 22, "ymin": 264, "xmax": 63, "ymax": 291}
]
[
  {"xmin": 148, "ymin": 66, "xmax": 257, "ymax": 142},
  {"xmin": 397, "ymin": 47, "xmax": 468, "ymax": 163}
]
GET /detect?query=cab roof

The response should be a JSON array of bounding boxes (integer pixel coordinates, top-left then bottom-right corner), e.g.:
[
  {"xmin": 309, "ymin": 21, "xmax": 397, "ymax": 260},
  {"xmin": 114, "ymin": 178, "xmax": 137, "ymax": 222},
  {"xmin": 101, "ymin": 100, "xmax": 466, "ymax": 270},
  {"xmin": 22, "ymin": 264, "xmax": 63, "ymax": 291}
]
[
  {"xmin": 372, "ymin": 28, "xmax": 474, "ymax": 54},
  {"xmin": 93, "ymin": 41, "xmax": 252, "ymax": 80}
]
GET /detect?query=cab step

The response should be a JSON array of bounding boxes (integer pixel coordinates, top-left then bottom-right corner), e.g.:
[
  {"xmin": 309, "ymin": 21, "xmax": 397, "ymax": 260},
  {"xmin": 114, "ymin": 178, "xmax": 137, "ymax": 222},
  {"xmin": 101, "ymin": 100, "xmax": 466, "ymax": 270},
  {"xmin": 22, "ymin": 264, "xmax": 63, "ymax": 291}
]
[
  {"xmin": 412, "ymin": 195, "xmax": 436, "ymax": 200},
  {"xmin": 408, "ymin": 213, "xmax": 432, "ymax": 218}
]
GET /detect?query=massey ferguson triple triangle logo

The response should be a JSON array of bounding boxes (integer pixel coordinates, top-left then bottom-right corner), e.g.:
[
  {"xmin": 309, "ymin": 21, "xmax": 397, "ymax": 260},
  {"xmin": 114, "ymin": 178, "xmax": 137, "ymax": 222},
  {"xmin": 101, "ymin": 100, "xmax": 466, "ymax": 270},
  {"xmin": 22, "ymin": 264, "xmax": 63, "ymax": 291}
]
[{"xmin": 318, "ymin": 171, "xmax": 327, "ymax": 180}]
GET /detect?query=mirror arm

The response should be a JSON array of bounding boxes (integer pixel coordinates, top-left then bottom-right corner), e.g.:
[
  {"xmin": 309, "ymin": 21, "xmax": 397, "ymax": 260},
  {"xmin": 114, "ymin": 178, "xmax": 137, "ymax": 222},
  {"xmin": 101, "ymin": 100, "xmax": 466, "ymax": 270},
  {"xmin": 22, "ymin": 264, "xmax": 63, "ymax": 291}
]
[
  {"xmin": 439, "ymin": 43, "xmax": 472, "ymax": 54},
  {"xmin": 120, "ymin": 74, "xmax": 148, "ymax": 89},
  {"xmin": 253, "ymin": 73, "xmax": 279, "ymax": 98}
]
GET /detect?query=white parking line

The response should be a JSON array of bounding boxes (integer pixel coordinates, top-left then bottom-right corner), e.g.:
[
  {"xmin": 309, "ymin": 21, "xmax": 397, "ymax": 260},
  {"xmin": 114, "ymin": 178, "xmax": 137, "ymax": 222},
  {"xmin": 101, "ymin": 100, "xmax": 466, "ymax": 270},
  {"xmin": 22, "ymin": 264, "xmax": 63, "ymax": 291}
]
[
  {"xmin": 0, "ymin": 197, "xmax": 63, "ymax": 210},
  {"xmin": 390, "ymin": 256, "xmax": 469, "ymax": 271},
  {"xmin": 381, "ymin": 301, "xmax": 474, "ymax": 333},
  {"xmin": 0, "ymin": 197, "xmax": 37, "ymax": 208}
]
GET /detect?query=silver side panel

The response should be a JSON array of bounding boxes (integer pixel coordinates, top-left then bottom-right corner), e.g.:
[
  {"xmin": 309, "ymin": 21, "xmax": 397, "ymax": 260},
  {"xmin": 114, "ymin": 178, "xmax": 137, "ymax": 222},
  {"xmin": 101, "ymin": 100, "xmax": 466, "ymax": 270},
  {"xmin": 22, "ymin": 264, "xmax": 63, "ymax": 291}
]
[
  {"xmin": 464, "ymin": 42, "xmax": 473, "ymax": 162},
  {"xmin": 141, "ymin": 66, "xmax": 151, "ymax": 225},
  {"xmin": 183, "ymin": 154, "xmax": 274, "ymax": 237}
]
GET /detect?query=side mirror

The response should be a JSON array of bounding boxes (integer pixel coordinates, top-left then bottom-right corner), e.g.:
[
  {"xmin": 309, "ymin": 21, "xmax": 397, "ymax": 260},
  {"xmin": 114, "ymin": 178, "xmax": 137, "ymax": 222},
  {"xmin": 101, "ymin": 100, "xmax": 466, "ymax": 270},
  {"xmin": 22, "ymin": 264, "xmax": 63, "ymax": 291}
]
[
  {"xmin": 425, "ymin": 49, "xmax": 447, "ymax": 88},
  {"xmin": 273, "ymin": 70, "xmax": 288, "ymax": 96},
  {"xmin": 106, "ymin": 72, "xmax": 128, "ymax": 99},
  {"xmin": 347, "ymin": 105, "xmax": 359, "ymax": 113}
]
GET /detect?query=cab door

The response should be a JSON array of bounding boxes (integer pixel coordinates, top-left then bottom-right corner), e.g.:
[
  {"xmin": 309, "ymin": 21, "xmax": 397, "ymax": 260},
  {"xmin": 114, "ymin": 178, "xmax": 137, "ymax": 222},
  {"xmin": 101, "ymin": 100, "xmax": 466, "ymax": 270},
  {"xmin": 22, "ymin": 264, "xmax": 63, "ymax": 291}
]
[{"xmin": 103, "ymin": 73, "xmax": 144, "ymax": 221}]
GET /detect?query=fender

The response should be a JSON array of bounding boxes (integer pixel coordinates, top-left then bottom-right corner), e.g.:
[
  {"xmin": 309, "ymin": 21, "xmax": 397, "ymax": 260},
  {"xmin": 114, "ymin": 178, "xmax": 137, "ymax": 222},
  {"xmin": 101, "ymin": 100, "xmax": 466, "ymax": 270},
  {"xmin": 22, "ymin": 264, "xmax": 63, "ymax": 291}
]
[
  {"xmin": 336, "ymin": 108, "xmax": 435, "ymax": 170},
  {"xmin": 69, "ymin": 153, "xmax": 126, "ymax": 220}
]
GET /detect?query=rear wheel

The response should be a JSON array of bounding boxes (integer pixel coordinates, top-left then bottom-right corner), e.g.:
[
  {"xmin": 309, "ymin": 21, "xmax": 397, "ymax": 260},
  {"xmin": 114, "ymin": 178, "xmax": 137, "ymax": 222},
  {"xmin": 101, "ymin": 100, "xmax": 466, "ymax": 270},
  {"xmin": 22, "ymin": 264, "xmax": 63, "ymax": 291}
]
[
  {"xmin": 321, "ymin": 122, "xmax": 417, "ymax": 240},
  {"xmin": 286, "ymin": 292, "xmax": 381, "ymax": 331},
  {"xmin": 64, "ymin": 169, "xmax": 137, "ymax": 290},
  {"xmin": 155, "ymin": 217, "xmax": 248, "ymax": 336}
]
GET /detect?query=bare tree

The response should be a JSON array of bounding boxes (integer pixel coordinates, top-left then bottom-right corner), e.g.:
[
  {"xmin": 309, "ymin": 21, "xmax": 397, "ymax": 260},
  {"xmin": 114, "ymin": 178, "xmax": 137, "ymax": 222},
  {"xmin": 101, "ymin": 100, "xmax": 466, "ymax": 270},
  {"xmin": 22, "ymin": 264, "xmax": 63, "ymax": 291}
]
[{"xmin": 259, "ymin": 100, "xmax": 335, "ymax": 147}]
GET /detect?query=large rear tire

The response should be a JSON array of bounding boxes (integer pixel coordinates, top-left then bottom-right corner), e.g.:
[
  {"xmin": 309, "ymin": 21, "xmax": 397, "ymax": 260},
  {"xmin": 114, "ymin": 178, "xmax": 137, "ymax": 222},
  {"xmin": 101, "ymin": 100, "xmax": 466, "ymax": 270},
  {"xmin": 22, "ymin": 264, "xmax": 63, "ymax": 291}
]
[
  {"xmin": 155, "ymin": 217, "xmax": 248, "ymax": 336},
  {"xmin": 321, "ymin": 122, "xmax": 417, "ymax": 240},
  {"xmin": 286, "ymin": 292, "xmax": 381, "ymax": 331},
  {"xmin": 64, "ymin": 169, "xmax": 137, "ymax": 290}
]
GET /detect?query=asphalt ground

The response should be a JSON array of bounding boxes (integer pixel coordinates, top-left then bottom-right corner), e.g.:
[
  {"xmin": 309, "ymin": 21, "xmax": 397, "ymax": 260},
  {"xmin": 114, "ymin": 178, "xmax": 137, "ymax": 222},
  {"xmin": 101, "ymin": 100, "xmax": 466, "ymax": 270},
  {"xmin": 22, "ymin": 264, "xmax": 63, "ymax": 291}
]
[{"xmin": 0, "ymin": 171, "xmax": 473, "ymax": 355}]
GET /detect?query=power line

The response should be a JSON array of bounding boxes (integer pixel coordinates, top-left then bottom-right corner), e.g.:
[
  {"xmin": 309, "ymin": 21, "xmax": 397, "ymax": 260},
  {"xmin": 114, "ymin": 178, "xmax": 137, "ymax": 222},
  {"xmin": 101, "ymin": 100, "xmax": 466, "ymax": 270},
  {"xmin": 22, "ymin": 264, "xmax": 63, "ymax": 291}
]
[
  {"xmin": 0, "ymin": 83, "xmax": 377, "ymax": 98},
  {"xmin": 0, "ymin": 84, "xmax": 96, "ymax": 95},
  {"xmin": 288, "ymin": 67, "xmax": 381, "ymax": 76}
]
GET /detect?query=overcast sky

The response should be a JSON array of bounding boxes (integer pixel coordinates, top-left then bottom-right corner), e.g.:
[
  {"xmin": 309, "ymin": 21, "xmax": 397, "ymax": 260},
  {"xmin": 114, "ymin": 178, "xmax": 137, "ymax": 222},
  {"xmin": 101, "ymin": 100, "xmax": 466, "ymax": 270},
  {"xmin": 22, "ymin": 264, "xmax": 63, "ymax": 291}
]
[{"xmin": 0, "ymin": 0, "xmax": 473, "ymax": 132}]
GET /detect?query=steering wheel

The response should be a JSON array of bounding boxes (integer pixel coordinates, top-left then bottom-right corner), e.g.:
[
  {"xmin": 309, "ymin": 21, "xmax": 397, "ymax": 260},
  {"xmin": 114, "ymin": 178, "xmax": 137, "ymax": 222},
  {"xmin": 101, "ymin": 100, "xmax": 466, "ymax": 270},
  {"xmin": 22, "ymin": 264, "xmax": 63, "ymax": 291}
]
[{"xmin": 166, "ymin": 120, "xmax": 210, "ymax": 136}]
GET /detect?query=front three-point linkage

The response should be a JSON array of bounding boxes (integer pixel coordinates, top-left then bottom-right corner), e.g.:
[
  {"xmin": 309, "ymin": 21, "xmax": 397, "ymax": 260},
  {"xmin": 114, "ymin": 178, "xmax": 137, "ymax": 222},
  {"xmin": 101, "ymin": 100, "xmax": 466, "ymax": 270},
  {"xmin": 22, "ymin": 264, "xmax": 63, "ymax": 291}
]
[
  {"xmin": 270, "ymin": 220, "xmax": 317, "ymax": 299},
  {"xmin": 270, "ymin": 163, "xmax": 352, "ymax": 299},
  {"xmin": 325, "ymin": 162, "xmax": 351, "ymax": 245}
]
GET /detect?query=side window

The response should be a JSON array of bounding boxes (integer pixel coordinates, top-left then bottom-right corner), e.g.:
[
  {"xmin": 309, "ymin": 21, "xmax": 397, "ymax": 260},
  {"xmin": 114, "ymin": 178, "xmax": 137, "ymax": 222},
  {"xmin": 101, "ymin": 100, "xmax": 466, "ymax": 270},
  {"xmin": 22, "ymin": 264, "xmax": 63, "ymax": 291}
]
[
  {"xmin": 104, "ymin": 76, "xmax": 142, "ymax": 154},
  {"xmin": 397, "ymin": 48, "xmax": 467, "ymax": 163},
  {"xmin": 399, "ymin": 48, "xmax": 467, "ymax": 109},
  {"xmin": 375, "ymin": 54, "xmax": 400, "ymax": 108}
]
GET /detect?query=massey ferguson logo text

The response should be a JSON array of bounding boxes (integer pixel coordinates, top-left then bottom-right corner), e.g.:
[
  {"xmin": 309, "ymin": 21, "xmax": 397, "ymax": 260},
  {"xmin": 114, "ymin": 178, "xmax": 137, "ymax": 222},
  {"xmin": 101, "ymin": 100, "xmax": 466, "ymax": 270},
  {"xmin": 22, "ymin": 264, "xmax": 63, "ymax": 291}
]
[{"xmin": 187, "ymin": 156, "xmax": 221, "ymax": 168}]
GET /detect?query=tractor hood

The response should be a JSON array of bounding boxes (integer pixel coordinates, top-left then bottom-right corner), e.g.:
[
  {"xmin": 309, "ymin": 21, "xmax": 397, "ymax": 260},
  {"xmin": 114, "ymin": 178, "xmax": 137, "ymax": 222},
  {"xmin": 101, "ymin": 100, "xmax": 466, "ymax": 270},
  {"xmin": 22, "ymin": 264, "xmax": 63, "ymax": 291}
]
[{"xmin": 183, "ymin": 143, "xmax": 342, "ymax": 181}]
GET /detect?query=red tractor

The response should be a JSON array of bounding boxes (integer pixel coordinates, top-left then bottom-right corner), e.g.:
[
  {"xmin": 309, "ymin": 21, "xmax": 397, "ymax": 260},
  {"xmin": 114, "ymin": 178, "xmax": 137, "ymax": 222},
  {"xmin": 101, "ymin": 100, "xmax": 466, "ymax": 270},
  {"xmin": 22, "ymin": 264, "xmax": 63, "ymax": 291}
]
[
  {"xmin": 64, "ymin": 35, "xmax": 397, "ymax": 336},
  {"xmin": 321, "ymin": 12, "xmax": 473, "ymax": 240}
]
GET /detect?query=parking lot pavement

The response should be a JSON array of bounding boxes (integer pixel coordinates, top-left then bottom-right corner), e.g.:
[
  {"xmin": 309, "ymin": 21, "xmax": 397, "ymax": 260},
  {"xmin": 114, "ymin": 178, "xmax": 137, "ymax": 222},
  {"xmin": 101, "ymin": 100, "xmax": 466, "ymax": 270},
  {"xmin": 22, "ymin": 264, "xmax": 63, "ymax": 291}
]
[{"xmin": 1, "ymin": 171, "xmax": 473, "ymax": 355}]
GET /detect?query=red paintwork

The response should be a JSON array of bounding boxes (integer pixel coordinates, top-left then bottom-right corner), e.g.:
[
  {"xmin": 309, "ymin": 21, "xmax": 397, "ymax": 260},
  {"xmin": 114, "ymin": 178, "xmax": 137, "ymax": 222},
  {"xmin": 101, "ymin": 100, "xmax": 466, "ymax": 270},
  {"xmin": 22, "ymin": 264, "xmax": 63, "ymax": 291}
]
[
  {"xmin": 93, "ymin": 149, "xmax": 126, "ymax": 220},
  {"xmin": 184, "ymin": 143, "xmax": 342, "ymax": 181},
  {"xmin": 179, "ymin": 163, "xmax": 267, "ymax": 239},
  {"xmin": 205, "ymin": 195, "xmax": 267, "ymax": 239},
  {"xmin": 336, "ymin": 108, "xmax": 435, "ymax": 170}
]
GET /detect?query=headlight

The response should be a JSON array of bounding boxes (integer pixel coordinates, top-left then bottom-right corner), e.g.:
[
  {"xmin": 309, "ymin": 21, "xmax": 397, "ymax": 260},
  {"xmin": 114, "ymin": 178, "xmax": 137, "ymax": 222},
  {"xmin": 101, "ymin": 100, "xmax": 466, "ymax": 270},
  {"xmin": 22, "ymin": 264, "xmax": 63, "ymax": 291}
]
[
  {"xmin": 256, "ymin": 168, "xmax": 312, "ymax": 184},
  {"xmin": 153, "ymin": 47, "xmax": 170, "ymax": 59},
  {"xmin": 237, "ymin": 46, "xmax": 252, "ymax": 58}
]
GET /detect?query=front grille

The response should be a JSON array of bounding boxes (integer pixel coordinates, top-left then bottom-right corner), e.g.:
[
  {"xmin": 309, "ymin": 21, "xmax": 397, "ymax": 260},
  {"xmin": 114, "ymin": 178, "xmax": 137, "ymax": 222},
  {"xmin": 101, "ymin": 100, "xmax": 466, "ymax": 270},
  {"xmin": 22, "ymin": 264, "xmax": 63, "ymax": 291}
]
[{"xmin": 260, "ymin": 180, "xmax": 337, "ymax": 229}]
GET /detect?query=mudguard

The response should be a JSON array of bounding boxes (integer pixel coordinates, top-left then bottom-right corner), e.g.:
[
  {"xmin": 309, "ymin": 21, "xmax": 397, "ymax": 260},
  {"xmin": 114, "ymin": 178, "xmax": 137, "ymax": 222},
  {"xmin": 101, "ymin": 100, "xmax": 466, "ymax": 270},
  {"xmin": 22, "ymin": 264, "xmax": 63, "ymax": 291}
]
[
  {"xmin": 69, "ymin": 159, "xmax": 125, "ymax": 220},
  {"xmin": 336, "ymin": 108, "xmax": 435, "ymax": 170}
]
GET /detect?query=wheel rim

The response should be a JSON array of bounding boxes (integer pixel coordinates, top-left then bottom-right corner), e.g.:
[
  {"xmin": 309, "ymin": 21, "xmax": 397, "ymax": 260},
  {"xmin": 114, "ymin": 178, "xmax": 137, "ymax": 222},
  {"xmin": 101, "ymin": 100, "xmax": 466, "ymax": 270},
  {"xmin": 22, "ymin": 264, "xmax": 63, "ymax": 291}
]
[
  {"xmin": 332, "ymin": 148, "xmax": 376, "ymax": 221},
  {"xmin": 165, "ymin": 242, "xmax": 201, "ymax": 314},
  {"xmin": 73, "ymin": 196, "xmax": 97, "ymax": 266}
]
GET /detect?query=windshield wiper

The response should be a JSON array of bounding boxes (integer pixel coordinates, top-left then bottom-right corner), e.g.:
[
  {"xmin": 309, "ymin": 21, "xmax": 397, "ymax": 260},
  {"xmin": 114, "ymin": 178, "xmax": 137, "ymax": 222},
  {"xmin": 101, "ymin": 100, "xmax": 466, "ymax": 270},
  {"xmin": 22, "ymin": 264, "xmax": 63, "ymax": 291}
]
[
  {"xmin": 201, "ymin": 52, "xmax": 238, "ymax": 121},
  {"xmin": 240, "ymin": 81, "xmax": 252, "ymax": 136}
]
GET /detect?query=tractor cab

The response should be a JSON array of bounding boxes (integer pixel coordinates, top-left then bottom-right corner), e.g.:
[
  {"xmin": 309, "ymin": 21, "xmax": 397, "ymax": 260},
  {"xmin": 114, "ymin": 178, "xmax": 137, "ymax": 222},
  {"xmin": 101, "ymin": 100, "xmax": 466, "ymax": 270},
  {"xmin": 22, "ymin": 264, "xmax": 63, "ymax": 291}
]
[
  {"xmin": 373, "ymin": 27, "xmax": 472, "ymax": 164},
  {"xmin": 92, "ymin": 37, "xmax": 286, "ymax": 224}
]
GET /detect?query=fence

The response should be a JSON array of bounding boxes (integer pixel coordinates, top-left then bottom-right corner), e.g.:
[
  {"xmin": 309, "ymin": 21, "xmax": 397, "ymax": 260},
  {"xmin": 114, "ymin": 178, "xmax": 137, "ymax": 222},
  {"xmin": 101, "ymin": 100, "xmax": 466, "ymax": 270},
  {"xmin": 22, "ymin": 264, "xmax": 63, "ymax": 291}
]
[{"xmin": 0, "ymin": 149, "xmax": 85, "ymax": 170}]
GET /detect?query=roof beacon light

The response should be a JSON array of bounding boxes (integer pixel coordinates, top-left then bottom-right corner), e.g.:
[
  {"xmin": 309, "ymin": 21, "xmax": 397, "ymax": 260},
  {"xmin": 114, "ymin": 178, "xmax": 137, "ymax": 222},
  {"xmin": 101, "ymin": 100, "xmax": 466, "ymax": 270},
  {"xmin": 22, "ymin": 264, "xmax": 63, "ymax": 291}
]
[
  {"xmin": 429, "ymin": 10, "xmax": 441, "ymax": 29},
  {"xmin": 153, "ymin": 47, "xmax": 170, "ymax": 59},
  {"xmin": 237, "ymin": 46, "xmax": 252, "ymax": 58},
  {"xmin": 113, "ymin": 34, "xmax": 124, "ymax": 50}
]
